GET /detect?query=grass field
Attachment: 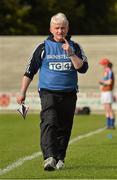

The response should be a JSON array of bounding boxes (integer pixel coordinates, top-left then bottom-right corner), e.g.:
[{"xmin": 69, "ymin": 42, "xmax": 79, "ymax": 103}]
[{"xmin": 0, "ymin": 113, "xmax": 117, "ymax": 179}]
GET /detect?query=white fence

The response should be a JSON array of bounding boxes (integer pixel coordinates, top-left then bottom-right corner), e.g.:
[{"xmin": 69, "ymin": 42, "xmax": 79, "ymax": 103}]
[{"xmin": 0, "ymin": 91, "xmax": 117, "ymax": 112}]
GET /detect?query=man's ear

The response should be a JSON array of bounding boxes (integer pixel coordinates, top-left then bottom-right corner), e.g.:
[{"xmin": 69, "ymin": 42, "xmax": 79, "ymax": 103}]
[
  {"xmin": 49, "ymin": 27, "xmax": 52, "ymax": 33},
  {"xmin": 68, "ymin": 26, "xmax": 69, "ymax": 31}
]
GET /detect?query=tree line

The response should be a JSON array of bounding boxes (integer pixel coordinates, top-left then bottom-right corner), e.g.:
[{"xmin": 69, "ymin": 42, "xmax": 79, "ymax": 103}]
[{"xmin": 0, "ymin": 0, "xmax": 117, "ymax": 35}]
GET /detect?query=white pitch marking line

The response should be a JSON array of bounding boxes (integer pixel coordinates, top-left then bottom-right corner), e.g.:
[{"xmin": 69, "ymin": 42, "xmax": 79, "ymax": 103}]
[
  {"xmin": 0, "ymin": 152, "xmax": 42, "ymax": 176},
  {"xmin": 69, "ymin": 127, "xmax": 106, "ymax": 145},
  {"xmin": 0, "ymin": 127, "xmax": 106, "ymax": 176}
]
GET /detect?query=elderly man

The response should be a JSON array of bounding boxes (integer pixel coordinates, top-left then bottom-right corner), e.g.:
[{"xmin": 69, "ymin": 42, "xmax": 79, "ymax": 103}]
[{"xmin": 17, "ymin": 12, "xmax": 88, "ymax": 171}]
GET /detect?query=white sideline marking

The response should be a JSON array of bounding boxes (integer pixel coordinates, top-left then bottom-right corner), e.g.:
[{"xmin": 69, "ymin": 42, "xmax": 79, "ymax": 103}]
[
  {"xmin": 0, "ymin": 127, "xmax": 106, "ymax": 176},
  {"xmin": 69, "ymin": 127, "xmax": 106, "ymax": 145},
  {"xmin": 0, "ymin": 152, "xmax": 42, "ymax": 176}
]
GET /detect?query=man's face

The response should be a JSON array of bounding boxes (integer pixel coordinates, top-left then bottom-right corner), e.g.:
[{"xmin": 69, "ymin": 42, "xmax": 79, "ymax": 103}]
[{"xmin": 50, "ymin": 22, "xmax": 69, "ymax": 42}]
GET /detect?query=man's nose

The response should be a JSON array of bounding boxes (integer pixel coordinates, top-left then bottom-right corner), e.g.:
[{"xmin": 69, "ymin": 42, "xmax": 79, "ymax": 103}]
[{"xmin": 58, "ymin": 28, "xmax": 62, "ymax": 33}]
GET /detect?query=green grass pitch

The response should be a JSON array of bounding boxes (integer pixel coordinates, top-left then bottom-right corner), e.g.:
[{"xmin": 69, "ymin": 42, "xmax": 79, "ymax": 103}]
[{"xmin": 0, "ymin": 113, "xmax": 117, "ymax": 179}]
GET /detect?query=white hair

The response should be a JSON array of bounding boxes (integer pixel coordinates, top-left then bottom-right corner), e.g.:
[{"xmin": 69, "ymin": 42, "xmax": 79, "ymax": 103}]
[{"xmin": 50, "ymin": 12, "xmax": 69, "ymax": 27}]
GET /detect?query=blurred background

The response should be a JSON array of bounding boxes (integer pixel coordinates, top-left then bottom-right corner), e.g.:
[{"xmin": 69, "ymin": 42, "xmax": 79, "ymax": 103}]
[{"xmin": 0, "ymin": 0, "xmax": 117, "ymax": 112}]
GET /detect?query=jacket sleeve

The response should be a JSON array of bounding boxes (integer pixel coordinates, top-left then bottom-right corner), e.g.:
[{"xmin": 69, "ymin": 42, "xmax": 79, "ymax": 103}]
[
  {"xmin": 73, "ymin": 42, "xmax": 89, "ymax": 73},
  {"xmin": 24, "ymin": 43, "xmax": 45, "ymax": 79}
]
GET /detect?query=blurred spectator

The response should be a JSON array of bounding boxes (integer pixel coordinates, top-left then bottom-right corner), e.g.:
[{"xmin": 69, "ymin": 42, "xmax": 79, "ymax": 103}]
[{"xmin": 99, "ymin": 58, "xmax": 115, "ymax": 129}]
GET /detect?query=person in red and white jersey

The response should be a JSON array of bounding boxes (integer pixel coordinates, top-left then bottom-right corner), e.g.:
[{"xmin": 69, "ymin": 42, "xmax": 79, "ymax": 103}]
[{"xmin": 99, "ymin": 58, "xmax": 115, "ymax": 129}]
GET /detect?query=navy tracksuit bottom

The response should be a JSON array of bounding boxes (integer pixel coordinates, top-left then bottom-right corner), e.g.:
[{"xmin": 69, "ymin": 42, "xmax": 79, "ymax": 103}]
[{"xmin": 39, "ymin": 89, "xmax": 77, "ymax": 161}]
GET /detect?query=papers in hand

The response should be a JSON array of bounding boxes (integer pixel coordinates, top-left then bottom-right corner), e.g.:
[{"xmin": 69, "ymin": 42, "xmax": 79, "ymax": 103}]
[{"xmin": 17, "ymin": 103, "xmax": 29, "ymax": 119}]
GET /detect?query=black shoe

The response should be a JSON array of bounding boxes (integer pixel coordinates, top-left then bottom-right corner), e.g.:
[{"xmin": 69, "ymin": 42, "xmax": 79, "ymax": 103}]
[
  {"xmin": 44, "ymin": 157, "xmax": 56, "ymax": 171},
  {"xmin": 56, "ymin": 160, "xmax": 64, "ymax": 170}
]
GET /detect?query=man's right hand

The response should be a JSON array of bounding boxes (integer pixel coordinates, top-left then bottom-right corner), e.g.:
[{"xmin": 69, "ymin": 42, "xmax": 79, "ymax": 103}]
[
  {"xmin": 17, "ymin": 76, "xmax": 32, "ymax": 104},
  {"xmin": 17, "ymin": 93, "xmax": 26, "ymax": 104}
]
